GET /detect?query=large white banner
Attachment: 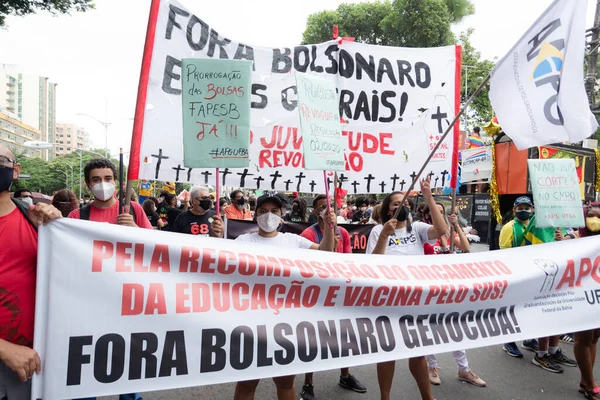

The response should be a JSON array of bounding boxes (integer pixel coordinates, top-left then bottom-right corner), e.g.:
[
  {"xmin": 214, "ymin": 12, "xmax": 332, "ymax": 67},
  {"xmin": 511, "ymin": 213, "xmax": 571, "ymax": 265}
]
[
  {"xmin": 33, "ymin": 219, "xmax": 600, "ymax": 399},
  {"xmin": 133, "ymin": 0, "xmax": 459, "ymax": 194},
  {"xmin": 460, "ymin": 146, "xmax": 492, "ymax": 183}
]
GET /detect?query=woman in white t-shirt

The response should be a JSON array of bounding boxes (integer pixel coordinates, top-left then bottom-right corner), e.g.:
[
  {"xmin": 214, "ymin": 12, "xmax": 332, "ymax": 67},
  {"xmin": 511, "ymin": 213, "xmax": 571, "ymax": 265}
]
[
  {"xmin": 211, "ymin": 193, "xmax": 335, "ymax": 400},
  {"xmin": 366, "ymin": 177, "xmax": 446, "ymax": 400}
]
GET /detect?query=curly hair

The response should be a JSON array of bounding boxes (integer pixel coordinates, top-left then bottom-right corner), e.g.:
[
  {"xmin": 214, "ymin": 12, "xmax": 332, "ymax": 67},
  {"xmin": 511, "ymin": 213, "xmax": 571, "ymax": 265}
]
[
  {"xmin": 84, "ymin": 158, "xmax": 117, "ymax": 184},
  {"xmin": 578, "ymin": 202, "xmax": 600, "ymax": 237},
  {"xmin": 52, "ymin": 189, "xmax": 79, "ymax": 217}
]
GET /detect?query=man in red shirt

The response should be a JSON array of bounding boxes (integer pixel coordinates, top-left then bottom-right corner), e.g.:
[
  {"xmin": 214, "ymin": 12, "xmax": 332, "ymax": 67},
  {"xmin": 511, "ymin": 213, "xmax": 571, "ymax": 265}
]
[
  {"xmin": 68, "ymin": 158, "xmax": 150, "ymax": 400},
  {"xmin": 0, "ymin": 145, "xmax": 62, "ymax": 400},
  {"xmin": 298, "ymin": 194, "xmax": 366, "ymax": 400},
  {"xmin": 68, "ymin": 158, "xmax": 152, "ymax": 229}
]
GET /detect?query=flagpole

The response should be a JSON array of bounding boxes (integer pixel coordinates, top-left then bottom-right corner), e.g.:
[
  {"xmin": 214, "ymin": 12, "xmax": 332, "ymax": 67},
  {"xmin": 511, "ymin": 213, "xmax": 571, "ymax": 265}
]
[
  {"xmin": 449, "ymin": 188, "xmax": 458, "ymax": 252},
  {"xmin": 393, "ymin": 74, "xmax": 491, "ymax": 220}
]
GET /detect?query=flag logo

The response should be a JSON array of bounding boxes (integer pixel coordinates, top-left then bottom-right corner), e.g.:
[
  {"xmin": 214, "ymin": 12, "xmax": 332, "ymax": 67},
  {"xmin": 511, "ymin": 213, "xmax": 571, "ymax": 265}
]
[{"xmin": 531, "ymin": 42, "xmax": 564, "ymax": 81}]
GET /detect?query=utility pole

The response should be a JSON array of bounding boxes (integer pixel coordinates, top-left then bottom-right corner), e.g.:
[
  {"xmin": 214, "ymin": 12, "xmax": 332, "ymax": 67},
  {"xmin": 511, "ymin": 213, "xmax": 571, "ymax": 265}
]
[{"xmin": 585, "ymin": 0, "xmax": 600, "ymax": 111}]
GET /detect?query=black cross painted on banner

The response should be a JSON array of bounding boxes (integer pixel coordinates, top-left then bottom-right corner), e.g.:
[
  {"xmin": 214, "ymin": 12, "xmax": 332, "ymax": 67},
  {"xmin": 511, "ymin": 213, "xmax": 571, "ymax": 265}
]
[
  {"xmin": 151, "ymin": 149, "xmax": 169, "ymax": 179},
  {"xmin": 390, "ymin": 174, "xmax": 400, "ymax": 191},
  {"xmin": 399, "ymin": 179, "xmax": 406, "ymax": 192},
  {"xmin": 295, "ymin": 172, "xmax": 306, "ymax": 192},
  {"xmin": 337, "ymin": 173, "xmax": 349, "ymax": 188},
  {"xmin": 431, "ymin": 106, "xmax": 448, "ymax": 134},
  {"xmin": 201, "ymin": 170, "xmax": 213, "ymax": 184},
  {"xmin": 440, "ymin": 170, "xmax": 449, "ymax": 187},
  {"xmin": 364, "ymin": 174, "xmax": 375, "ymax": 193},
  {"xmin": 221, "ymin": 168, "xmax": 232, "ymax": 185},
  {"xmin": 309, "ymin": 180, "xmax": 317, "ymax": 192},
  {"xmin": 172, "ymin": 164, "xmax": 185, "ymax": 181},
  {"xmin": 379, "ymin": 181, "xmax": 387, "ymax": 193},
  {"xmin": 270, "ymin": 170, "xmax": 283, "ymax": 189},
  {"xmin": 237, "ymin": 169, "xmax": 253, "ymax": 187},
  {"xmin": 428, "ymin": 171, "xmax": 435, "ymax": 181},
  {"xmin": 327, "ymin": 177, "xmax": 333, "ymax": 191},
  {"xmin": 187, "ymin": 168, "xmax": 193, "ymax": 182},
  {"xmin": 284, "ymin": 179, "xmax": 293, "ymax": 191},
  {"xmin": 410, "ymin": 171, "xmax": 418, "ymax": 183},
  {"xmin": 434, "ymin": 176, "xmax": 440, "ymax": 188},
  {"xmin": 351, "ymin": 181, "xmax": 360, "ymax": 194},
  {"xmin": 254, "ymin": 176, "xmax": 264, "ymax": 189}
]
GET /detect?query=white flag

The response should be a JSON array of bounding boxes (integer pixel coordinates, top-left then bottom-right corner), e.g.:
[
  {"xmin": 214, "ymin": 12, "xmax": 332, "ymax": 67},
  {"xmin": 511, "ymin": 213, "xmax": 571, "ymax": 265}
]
[{"xmin": 489, "ymin": 0, "xmax": 598, "ymax": 150}]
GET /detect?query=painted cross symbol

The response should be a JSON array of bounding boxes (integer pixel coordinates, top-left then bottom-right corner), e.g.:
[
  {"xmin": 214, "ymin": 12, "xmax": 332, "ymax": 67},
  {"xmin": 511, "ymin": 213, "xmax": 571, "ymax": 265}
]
[
  {"xmin": 431, "ymin": 106, "xmax": 448, "ymax": 134},
  {"xmin": 284, "ymin": 179, "xmax": 293, "ymax": 191},
  {"xmin": 309, "ymin": 180, "xmax": 317, "ymax": 192},
  {"xmin": 269, "ymin": 170, "xmax": 283, "ymax": 189},
  {"xmin": 379, "ymin": 181, "xmax": 387, "ymax": 193},
  {"xmin": 295, "ymin": 172, "xmax": 306, "ymax": 192},
  {"xmin": 390, "ymin": 174, "xmax": 400, "ymax": 191},
  {"xmin": 399, "ymin": 179, "xmax": 406, "ymax": 191},
  {"xmin": 254, "ymin": 176, "xmax": 264, "ymax": 189},
  {"xmin": 440, "ymin": 170, "xmax": 449, "ymax": 186},
  {"xmin": 351, "ymin": 181, "xmax": 360, "ymax": 193},
  {"xmin": 151, "ymin": 149, "xmax": 169, "ymax": 179},
  {"xmin": 364, "ymin": 174, "xmax": 375, "ymax": 193},
  {"xmin": 337, "ymin": 173, "xmax": 349, "ymax": 188},
  {"xmin": 187, "ymin": 168, "xmax": 193, "ymax": 182},
  {"xmin": 201, "ymin": 170, "xmax": 213, "ymax": 184},
  {"xmin": 237, "ymin": 169, "xmax": 253, "ymax": 187},
  {"xmin": 172, "ymin": 164, "xmax": 185, "ymax": 181},
  {"xmin": 221, "ymin": 168, "xmax": 232, "ymax": 185}
]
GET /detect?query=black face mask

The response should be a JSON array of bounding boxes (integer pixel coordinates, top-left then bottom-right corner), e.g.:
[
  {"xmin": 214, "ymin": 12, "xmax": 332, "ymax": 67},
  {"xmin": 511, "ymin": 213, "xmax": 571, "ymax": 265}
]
[
  {"xmin": 236, "ymin": 198, "xmax": 246, "ymax": 206},
  {"xmin": 515, "ymin": 210, "xmax": 533, "ymax": 221},
  {"xmin": 0, "ymin": 167, "xmax": 14, "ymax": 192},
  {"xmin": 199, "ymin": 200, "xmax": 212, "ymax": 210},
  {"xmin": 392, "ymin": 206, "xmax": 408, "ymax": 222}
]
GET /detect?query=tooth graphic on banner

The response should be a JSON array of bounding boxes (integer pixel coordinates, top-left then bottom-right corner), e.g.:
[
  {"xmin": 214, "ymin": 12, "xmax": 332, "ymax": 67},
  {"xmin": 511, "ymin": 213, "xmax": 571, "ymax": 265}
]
[{"xmin": 132, "ymin": 0, "xmax": 460, "ymax": 193}]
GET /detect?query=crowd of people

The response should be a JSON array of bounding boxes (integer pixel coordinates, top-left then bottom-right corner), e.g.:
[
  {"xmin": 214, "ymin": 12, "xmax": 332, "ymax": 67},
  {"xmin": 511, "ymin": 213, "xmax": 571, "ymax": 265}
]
[{"xmin": 2, "ymin": 144, "xmax": 600, "ymax": 400}]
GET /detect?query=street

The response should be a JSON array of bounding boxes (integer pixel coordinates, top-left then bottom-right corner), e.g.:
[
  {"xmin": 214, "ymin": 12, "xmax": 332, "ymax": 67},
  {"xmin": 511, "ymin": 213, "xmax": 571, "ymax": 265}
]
[{"xmin": 100, "ymin": 343, "xmax": 586, "ymax": 400}]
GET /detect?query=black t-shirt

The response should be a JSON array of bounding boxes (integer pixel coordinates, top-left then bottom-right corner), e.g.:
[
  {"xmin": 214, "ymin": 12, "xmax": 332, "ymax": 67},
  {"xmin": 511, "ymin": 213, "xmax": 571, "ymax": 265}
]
[
  {"xmin": 165, "ymin": 208, "xmax": 182, "ymax": 231},
  {"xmin": 171, "ymin": 210, "xmax": 216, "ymax": 236},
  {"xmin": 146, "ymin": 212, "xmax": 161, "ymax": 227}
]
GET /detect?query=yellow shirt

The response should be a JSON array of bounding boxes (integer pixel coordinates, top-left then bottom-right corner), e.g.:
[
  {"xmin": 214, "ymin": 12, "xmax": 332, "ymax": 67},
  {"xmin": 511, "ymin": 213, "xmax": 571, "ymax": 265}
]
[
  {"xmin": 162, "ymin": 182, "xmax": 176, "ymax": 195},
  {"xmin": 498, "ymin": 219, "xmax": 529, "ymax": 249}
]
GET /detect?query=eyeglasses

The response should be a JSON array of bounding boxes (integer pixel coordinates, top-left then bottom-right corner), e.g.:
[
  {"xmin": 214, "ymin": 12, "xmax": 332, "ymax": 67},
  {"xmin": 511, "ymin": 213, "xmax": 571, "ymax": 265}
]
[
  {"xmin": 0, "ymin": 155, "xmax": 15, "ymax": 168},
  {"xmin": 196, "ymin": 196, "xmax": 211, "ymax": 201}
]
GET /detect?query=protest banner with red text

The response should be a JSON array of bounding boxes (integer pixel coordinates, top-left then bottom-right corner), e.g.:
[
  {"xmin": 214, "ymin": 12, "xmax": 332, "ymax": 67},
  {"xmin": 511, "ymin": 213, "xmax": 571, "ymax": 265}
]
[
  {"xmin": 33, "ymin": 219, "xmax": 600, "ymax": 399},
  {"xmin": 129, "ymin": 0, "xmax": 460, "ymax": 194}
]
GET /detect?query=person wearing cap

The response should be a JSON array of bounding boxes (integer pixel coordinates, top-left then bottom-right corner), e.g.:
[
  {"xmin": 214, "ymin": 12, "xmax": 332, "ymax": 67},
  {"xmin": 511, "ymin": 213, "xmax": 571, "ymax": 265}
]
[
  {"xmin": 211, "ymin": 192, "xmax": 336, "ymax": 400},
  {"xmin": 499, "ymin": 196, "xmax": 576, "ymax": 372}
]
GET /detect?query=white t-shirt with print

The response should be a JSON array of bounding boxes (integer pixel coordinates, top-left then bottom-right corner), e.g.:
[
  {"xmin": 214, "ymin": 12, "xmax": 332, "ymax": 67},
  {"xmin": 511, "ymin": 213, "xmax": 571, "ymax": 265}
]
[
  {"xmin": 236, "ymin": 232, "xmax": 314, "ymax": 249},
  {"xmin": 366, "ymin": 221, "xmax": 434, "ymax": 256}
]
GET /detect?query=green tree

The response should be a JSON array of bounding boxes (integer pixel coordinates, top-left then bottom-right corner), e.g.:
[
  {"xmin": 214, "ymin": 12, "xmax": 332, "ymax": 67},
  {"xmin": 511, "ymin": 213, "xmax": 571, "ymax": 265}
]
[
  {"xmin": 0, "ymin": 0, "xmax": 94, "ymax": 27},
  {"xmin": 444, "ymin": 0, "xmax": 475, "ymax": 23},
  {"xmin": 301, "ymin": 0, "xmax": 474, "ymax": 46},
  {"xmin": 459, "ymin": 29, "xmax": 495, "ymax": 125}
]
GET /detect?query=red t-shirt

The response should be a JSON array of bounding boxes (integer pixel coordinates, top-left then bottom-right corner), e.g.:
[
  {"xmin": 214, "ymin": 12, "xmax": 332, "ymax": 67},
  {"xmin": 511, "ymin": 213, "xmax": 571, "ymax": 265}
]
[
  {"xmin": 68, "ymin": 201, "xmax": 152, "ymax": 229},
  {"xmin": 300, "ymin": 225, "xmax": 352, "ymax": 254},
  {"xmin": 0, "ymin": 207, "xmax": 38, "ymax": 347},
  {"xmin": 424, "ymin": 234, "xmax": 459, "ymax": 255}
]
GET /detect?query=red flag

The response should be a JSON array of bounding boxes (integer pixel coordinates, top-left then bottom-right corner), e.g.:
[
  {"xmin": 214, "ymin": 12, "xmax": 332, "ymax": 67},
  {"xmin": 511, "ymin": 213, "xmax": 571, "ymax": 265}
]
[{"xmin": 335, "ymin": 187, "xmax": 348, "ymax": 208}]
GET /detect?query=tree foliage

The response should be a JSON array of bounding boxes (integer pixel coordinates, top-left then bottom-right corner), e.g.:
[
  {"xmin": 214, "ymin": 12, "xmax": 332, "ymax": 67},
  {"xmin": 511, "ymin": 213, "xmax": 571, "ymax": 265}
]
[
  {"xmin": 302, "ymin": 0, "xmax": 474, "ymax": 46},
  {"xmin": 0, "ymin": 0, "xmax": 94, "ymax": 27}
]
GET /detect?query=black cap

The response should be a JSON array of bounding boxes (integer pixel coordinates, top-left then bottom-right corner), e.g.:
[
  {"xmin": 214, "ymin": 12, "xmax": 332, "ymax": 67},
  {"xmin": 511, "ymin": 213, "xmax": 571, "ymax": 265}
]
[
  {"xmin": 255, "ymin": 193, "xmax": 285, "ymax": 210},
  {"xmin": 514, "ymin": 196, "xmax": 533, "ymax": 207}
]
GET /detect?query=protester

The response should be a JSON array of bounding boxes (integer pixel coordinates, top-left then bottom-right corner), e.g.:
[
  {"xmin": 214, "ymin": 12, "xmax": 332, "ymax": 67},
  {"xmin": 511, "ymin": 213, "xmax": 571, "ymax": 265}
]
[
  {"xmin": 81, "ymin": 193, "xmax": 92, "ymax": 207},
  {"xmin": 51, "ymin": 189, "xmax": 79, "ymax": 218},
  {"xmin": 366, "ymin": 177, "xmax": 446, "ymax": 400},
  {"xmin": 211, "ymin": 193, "xmax": 335, "ymax": 400},
  {"xmin": 423, "ymin": 212, "xmax": 486, "ymax": 387},
  {"xmin": 224, "ymin": 189, "xmax": 252, "ymax": 220},
  {"xmin": 170, "ymin": 186, "xmax": 216, "ymax": 236},
  {"xmin": 298, "ymin": 194, "xmax": 365, "ymax": 400},
  {"xmin": 138, "ymin": 179, "xmax": 153, "ymax": 204},
  {"xmin": 340, "ymin": 203, "xmax": 349, "ymax": 219},
  {"xmin": 248, "ymin": 194, "xmax": 257, "ymax": 214},
  {"xmin": 368, "ymin": 204, "xmax": 381, "ymax": 224},
  {"xmin": 68, "ymin": 158, "xmax": 150, "ymax": 400},
  {"xmin": 499, "ymin": 196, "xmax": 575, "ymax": 372},
  {"xmin": 157, "ymin": 192, "xmax": 181, "ymax": 230},
  {"xmin": 142, "ymin": 198, "xmax": 165, "ymax": 229},
  {"xmin": 467, "ymin": 126, "xmax": 485, "ymax": 148},
  {"xmin": 219, "ymin": 197, "xmax": 230, "ymax": 215},
  {"xmin": 0, "ymin": 144, "xmax": 62, "ymax": 400},
  {"xmin": 13, "ymin": 188, "xmax": 33, "ymax": 207},
  {"xmin": 285, "ymin": 197, "xmax": 308, "ymax": 223},
  {"xmin": 352, "ymin": 198, "xmax": 370, "ymax": 224},
  {"xmin": 162, "ymin": 181, "xmax": 176, "ymax": 195},
  {"xmin": 555, "ymin": 202, "xmax": 600, "ymax": 399}
]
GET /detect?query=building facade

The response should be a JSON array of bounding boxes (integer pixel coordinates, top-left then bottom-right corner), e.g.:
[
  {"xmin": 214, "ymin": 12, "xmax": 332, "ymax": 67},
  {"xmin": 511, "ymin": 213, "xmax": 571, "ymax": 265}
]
[
  {"xmin": 55, "ymin": 122, "xmax": 90, "ymax": 156},
  {"xmin": 0, "ymin": 113, "xmax": 42, "ymax": 158},
  {"xmin": 0, "ymin": 65, "xmax": 57, "ymax": 160}
]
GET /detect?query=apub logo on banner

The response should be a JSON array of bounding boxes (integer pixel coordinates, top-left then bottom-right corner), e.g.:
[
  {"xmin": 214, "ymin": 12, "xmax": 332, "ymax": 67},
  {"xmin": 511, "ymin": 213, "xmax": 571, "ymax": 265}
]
[
  {"xmin": 128, "ymin": 0, "xmax": 460, "ymax": 194},
  {"xmin": 489, "ymin": 0, "xmax": 598, "ymax": 150}
]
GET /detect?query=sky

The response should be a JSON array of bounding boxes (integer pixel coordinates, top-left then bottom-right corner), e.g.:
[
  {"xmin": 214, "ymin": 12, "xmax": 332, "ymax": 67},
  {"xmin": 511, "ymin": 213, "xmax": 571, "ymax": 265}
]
[{"xmin": 0, "ymin": 0, "xmax": 596, "ymax": 158}]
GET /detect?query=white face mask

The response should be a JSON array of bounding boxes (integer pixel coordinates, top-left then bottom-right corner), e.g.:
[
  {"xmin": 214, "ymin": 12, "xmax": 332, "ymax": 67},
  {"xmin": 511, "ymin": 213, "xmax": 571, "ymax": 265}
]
[
  {"xmin": 319, "ymin": 209, "xmax": 327, "ymax": 219},
  {"xmin": 352, "ymin": 206, "xmax": 357, "ymax": 211},
  {"xmin": 91, "ymin": 182, "xmax": 115, "ymax": 202},
  {"xmin": 21, "ymin": 197, "xmax": 33, "ymax": 207},
  {"xmin": 256, "ymin": 212, "xmax": 281, "ymax": 233},
  {"xmin": 360, "ymin": 207, "xmax": 367, "ymax": 212}
]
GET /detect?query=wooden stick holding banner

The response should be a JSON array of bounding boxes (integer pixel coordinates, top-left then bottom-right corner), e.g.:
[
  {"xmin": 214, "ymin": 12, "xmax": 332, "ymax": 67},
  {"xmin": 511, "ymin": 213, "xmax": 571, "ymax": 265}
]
[
  {"xmin": 392, "ymin": 74, "xmax": 491, "ymax": 220},
  {"xmin": 216, "ymin": 167, "xmax": 221, "ymax": 217}
]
